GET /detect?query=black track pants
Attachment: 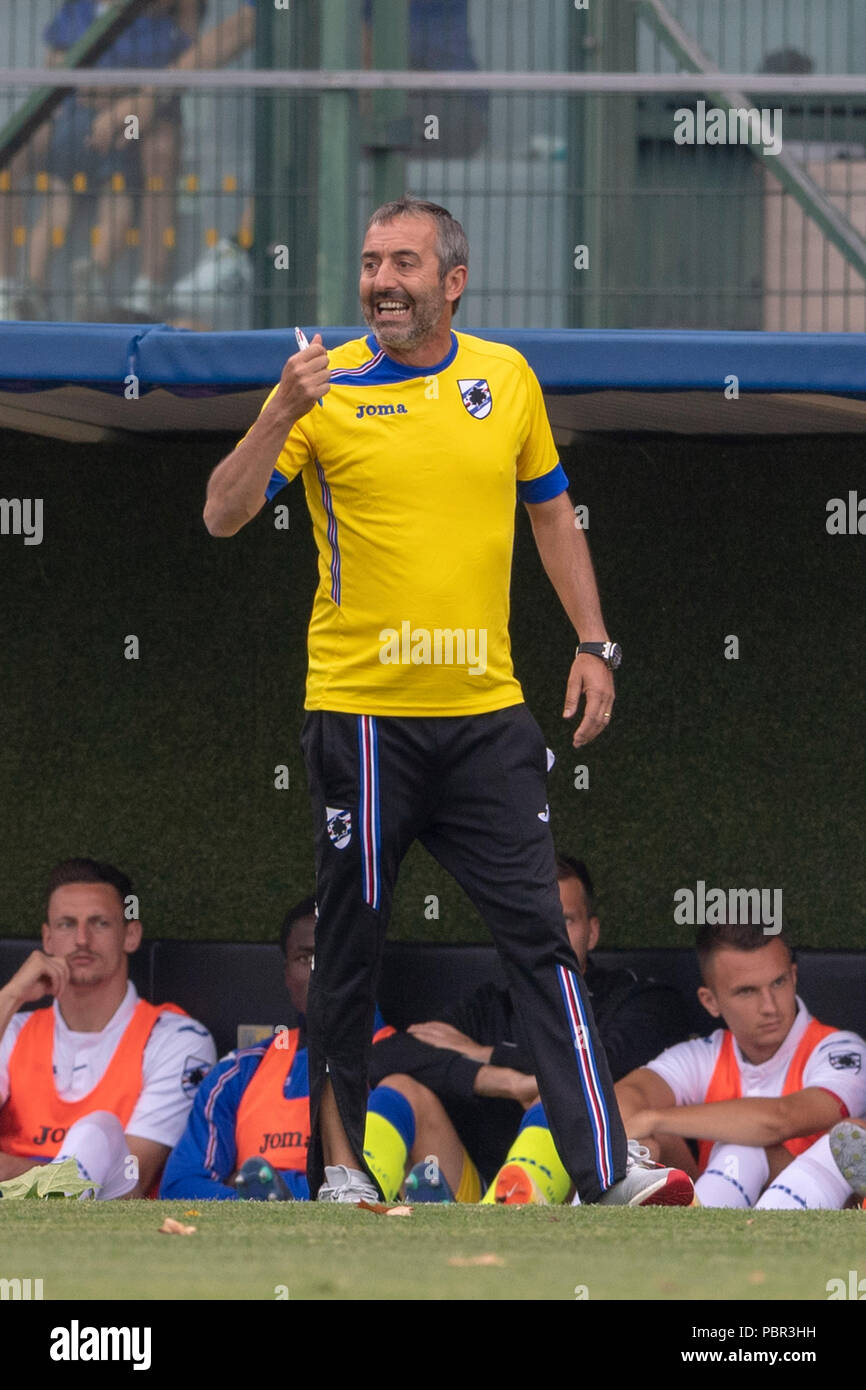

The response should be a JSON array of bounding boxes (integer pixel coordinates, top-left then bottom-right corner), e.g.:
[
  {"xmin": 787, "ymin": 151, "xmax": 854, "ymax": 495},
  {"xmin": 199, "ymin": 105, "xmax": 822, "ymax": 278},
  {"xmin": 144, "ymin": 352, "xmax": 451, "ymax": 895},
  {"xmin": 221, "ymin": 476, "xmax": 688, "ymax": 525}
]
[{"xmin": 300, "ymin": 703, "xmax": 627, "ymax": 1203}]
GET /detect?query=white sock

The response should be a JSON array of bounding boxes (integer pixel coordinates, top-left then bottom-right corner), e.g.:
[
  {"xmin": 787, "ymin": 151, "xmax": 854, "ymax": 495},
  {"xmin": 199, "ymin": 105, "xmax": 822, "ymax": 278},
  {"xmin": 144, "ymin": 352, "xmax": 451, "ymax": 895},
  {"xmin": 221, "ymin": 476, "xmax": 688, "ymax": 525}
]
[
  {"xmin": 695, "ymin": 1143, "xmax": 769, "ymax": 1208},
  {"xmin": 52, "ymin": 1111, "xmax": 137, "ymax": 1201},
  {"xmin": 756, "ymin": 1134, "xmax": 853, "ymax": 1210}
]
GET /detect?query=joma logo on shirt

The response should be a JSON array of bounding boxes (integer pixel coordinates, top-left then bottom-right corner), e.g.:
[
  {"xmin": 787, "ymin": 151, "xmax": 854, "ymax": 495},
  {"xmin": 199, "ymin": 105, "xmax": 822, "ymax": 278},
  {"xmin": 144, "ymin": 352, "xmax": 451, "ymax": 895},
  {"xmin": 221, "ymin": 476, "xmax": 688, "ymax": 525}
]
[
  {"xmin": 258, "ymin": 1130, "xmax": 308, "ymax": 1154},
  {"xmin": 355, "ymin": 403, "xmax": 409, "ymax": 419},
  {"xmin": 33, "ymin": 1124, "xmax": 67, "ymax": 1146}
]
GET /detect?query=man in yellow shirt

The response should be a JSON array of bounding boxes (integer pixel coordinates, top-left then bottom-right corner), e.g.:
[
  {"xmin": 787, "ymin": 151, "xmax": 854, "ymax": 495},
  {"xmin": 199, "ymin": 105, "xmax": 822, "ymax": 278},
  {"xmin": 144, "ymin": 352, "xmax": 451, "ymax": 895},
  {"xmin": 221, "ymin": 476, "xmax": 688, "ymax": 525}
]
[{"xmin": 203, "ymin": 196, "xmax": 685, "ymax": 1208}]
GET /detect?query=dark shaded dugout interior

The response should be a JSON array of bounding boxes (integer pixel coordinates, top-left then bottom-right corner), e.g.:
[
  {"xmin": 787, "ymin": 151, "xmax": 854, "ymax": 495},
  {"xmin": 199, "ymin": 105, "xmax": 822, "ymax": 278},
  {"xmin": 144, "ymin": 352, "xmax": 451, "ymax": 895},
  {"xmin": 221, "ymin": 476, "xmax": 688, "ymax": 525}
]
[{"xmin": 1, "ymin": 427, "xmax": 862, "ymax": 950}]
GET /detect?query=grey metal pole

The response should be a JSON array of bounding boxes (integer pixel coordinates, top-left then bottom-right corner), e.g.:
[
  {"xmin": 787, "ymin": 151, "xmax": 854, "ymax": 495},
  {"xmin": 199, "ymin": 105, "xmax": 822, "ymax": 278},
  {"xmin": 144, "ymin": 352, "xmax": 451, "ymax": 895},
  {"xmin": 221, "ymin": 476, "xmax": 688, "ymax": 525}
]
[
  {"xmin": 317, "ymin": 0, "xmax": 361, "ymax": 327},
  {"xmin": 369, "ymin": 0, "xmax": 409, "ymax": 211},
  {"xmin": 582, "ymin": 0, "xmax": 638, "ymax": 328}
]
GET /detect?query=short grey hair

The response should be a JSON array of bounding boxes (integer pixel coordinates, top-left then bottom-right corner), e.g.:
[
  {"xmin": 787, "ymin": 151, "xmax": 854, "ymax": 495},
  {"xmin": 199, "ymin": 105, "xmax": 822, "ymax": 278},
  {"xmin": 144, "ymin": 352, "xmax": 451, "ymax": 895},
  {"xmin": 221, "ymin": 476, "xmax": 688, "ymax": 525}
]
[{"xmin": 365, "ymin": 195, "xmax": 469, "ymax": 312}]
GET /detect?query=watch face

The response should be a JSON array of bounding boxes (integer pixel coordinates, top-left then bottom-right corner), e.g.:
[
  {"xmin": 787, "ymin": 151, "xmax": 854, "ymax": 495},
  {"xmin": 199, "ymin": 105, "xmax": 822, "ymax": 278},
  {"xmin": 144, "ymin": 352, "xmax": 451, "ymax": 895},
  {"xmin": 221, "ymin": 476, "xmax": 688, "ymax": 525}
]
[{"xmin": 608, "ymin": 643, "xmax": 623, "ymax": 669}]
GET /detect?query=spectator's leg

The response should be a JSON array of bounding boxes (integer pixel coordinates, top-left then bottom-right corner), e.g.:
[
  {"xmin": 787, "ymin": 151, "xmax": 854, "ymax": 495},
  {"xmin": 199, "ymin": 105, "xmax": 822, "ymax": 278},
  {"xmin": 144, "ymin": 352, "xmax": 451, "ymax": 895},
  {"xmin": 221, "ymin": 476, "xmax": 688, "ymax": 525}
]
[
  {"xmin": 92, "ymin": 187, "xmax": 134, "ymax": 278},
  {"xmin": 237, "ymin": 196, "xmax": 254, "ymax": 250},
  {"xmin": 0, "ymin": 125, "xmax": 54, "ymax": 286},
  {"xmin": 139, "ymin": 114, "xmax": 181, "ymax": 288},
  {"xmin": 28, "ymin": 176, "xmax": 71, "ymax": 292}
]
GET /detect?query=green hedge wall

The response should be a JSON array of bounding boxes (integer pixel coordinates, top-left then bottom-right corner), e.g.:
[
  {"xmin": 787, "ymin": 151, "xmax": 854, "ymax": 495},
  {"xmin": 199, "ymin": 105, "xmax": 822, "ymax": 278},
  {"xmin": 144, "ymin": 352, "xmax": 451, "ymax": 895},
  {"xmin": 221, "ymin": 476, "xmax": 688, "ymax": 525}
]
[{"xmin": 1, "ymin": 428, "xmax": 863, "ymax": 949}]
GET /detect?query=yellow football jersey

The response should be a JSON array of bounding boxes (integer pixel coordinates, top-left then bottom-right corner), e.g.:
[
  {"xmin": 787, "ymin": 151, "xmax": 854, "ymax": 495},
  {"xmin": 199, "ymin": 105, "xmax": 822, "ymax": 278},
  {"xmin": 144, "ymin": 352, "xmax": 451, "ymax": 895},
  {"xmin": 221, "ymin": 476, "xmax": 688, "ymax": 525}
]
[{"xmin": 257, "ymin": 330, "xmax": 568, "ymax": 715}]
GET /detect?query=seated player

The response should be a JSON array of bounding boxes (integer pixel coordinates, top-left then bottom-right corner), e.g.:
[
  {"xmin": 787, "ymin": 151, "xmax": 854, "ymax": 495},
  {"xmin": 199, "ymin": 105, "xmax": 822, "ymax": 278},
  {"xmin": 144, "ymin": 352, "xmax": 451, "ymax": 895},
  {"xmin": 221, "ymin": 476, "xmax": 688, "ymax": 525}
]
[
  {"xmin": 615, "ymin": 921, "xmax": 866, "ymax": 1209},
  {"xmin": 0, "ymin": 858, "xmax": 215, "ymax": 1198},
  {"xmin": 370, "ymin": 854, "xmax": 692, "ymax": 1201},
  {"xmin": 160, "ymin": 896, "xmax": 481, "ymax": 1204}
]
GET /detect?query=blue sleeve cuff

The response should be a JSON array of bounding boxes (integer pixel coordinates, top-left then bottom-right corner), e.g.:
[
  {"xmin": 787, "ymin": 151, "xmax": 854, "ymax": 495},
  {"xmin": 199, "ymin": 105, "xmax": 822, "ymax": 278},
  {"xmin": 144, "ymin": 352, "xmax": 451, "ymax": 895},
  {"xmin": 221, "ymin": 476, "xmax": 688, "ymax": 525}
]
[
  {"xmin": 518, "ymin": 462, "xmax": 569, "ymax": 503},
  {"xmin": 266, "ymin": 468, "xmax": 289, "ymax": 502}
]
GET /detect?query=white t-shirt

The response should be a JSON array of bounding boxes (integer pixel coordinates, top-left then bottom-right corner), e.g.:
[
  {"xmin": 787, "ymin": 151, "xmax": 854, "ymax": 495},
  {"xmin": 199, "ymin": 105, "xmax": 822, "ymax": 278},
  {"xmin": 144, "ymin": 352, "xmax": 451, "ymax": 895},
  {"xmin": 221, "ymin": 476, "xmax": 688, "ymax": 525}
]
[
  {"xmin": 646, "ymin": 999, "xmax": 866, "ymax": 1118},
  {"xmin": 0, "ymin": 982, "xmax": 216, "ymax": 1148}
]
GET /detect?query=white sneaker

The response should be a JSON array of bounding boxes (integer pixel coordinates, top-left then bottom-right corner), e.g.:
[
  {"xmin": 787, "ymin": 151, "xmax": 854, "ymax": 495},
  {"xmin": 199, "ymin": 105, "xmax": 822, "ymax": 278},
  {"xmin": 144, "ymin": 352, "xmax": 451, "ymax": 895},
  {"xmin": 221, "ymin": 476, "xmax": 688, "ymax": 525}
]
[
  {"xmin": 122, "ymin": 273, "xmax": 162, "ymax": 316},
  {"xmin": 170, "ymin": 238, "xmax": 252, "ymax": 310},
  {"xmin": 597, "ymin": 1140, "xmax": 695, "ymax": 1207},
  {"xmin": 316, "ymin": 1164, "xmax": 380, "ymax": 1204}
]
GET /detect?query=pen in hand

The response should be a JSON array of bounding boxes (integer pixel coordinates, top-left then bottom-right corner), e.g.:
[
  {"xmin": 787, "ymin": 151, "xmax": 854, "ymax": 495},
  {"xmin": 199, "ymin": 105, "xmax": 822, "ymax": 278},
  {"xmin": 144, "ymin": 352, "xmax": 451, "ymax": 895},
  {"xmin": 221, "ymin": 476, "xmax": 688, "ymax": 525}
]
[{"xmin": 294, "ymin": 326, "xmax": 324, "ymax": 407}]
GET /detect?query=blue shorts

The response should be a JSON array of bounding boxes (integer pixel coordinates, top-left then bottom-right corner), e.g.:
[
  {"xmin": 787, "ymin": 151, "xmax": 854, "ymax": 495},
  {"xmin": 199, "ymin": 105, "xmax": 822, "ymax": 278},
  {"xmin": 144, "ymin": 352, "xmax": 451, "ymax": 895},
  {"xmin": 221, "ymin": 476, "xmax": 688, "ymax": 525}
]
[{"xmin": 40, "ymin": 97, "xmax": 142, "ymax": 189}]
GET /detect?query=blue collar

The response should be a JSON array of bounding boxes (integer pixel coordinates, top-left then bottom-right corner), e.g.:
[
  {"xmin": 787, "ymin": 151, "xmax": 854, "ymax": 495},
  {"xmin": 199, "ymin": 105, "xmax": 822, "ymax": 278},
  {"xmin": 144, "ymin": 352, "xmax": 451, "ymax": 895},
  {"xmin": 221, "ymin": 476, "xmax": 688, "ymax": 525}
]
[{"xmin": 364, "ymin": 330, "xmax": 458, "ymax": 378}]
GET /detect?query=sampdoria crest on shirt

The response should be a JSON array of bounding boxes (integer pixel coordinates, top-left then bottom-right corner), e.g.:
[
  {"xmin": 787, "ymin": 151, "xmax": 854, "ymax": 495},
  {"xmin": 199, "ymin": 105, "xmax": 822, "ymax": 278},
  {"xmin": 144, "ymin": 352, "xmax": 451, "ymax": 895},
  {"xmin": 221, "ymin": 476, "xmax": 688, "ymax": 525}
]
[
  {"xmin": 457, "ymin": 378, "xmax": 493, "ymax": 419},
  {"xmin": 181, "ymin": 1056, "xmax": 212, "ymax": 1096},
  {"xmin": 828, "ymin": 1050, "xmax": 862, "ymax": 1072},
  {"xmin": 326, "ymin": 807, "xmax": 352, "ymax": 849}
]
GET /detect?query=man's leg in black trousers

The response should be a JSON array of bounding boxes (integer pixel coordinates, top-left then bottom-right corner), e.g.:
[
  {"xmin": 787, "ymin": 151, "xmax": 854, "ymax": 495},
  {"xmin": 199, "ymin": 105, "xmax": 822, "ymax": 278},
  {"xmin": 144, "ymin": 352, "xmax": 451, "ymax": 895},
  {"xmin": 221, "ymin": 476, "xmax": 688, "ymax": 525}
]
[
  {"xmin": 301, "ymin": 711, "xmax": 432, "ymax": 1197},
  {"xmin": 419, "ymin": 704, "xmax": 627, "ymax": 1204}
]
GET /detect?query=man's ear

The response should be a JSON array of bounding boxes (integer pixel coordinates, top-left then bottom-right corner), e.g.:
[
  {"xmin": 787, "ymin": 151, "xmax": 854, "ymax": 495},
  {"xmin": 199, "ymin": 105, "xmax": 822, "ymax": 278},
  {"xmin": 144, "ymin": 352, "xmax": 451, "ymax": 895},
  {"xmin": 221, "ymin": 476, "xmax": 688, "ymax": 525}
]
[
  {"xmin": 588, "ymin": 916, "xmax": 600, "ymax": 953},
  {"xmin": 123, "ymin": 919, "xmax": 143, "ymax": 954},
  {"xmin": 445, "ymin": 264, "xmax": 468, "ymax": 305},
  {"xmin": 41, "ymin": 921, "xmax": 50, "ymax": 952},
  {"xmin": 697, "ymin": 984, "xmax": 722, "ymax": 1019}
]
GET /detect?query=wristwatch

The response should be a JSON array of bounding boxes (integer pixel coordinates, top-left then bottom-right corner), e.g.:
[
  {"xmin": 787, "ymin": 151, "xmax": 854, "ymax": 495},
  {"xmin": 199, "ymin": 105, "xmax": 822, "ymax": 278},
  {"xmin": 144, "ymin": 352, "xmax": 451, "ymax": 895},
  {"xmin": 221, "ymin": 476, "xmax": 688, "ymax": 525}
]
[{"xmin": 576, "ymin": 641, "xmax": 622, "ymax": 670}]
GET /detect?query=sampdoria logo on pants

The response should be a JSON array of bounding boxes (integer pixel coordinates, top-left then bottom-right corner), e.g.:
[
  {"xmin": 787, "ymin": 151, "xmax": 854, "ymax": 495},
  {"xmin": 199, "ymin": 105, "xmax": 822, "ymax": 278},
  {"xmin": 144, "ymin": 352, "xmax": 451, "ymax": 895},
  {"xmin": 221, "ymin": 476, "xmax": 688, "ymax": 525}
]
[{"xmin": 326, "ymin": 807, "xmax": 352, "ymax": 849}]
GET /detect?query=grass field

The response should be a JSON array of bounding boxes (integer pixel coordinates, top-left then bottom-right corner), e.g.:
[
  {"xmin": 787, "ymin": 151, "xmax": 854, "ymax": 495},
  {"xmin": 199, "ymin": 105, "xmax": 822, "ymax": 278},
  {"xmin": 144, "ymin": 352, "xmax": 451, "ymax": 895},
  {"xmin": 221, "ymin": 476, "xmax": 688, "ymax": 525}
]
[{"xmin": 0, "ymin": 1200, "xmax": 861, "ymax": 1302}]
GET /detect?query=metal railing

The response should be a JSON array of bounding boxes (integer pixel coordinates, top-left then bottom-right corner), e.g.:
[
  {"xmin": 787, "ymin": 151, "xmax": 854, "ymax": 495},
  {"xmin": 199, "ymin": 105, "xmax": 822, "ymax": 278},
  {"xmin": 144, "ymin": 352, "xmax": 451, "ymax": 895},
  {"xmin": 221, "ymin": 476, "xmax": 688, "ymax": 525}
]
[{"xmin": 0, "ymin": 0, "xmax": 864, "ymax": 332}]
